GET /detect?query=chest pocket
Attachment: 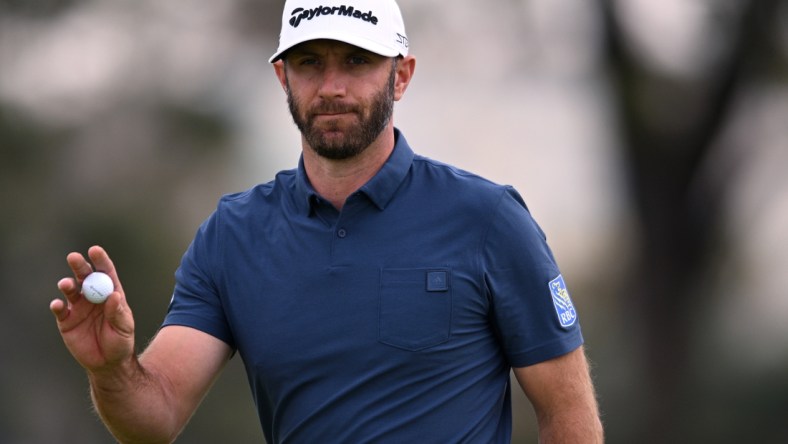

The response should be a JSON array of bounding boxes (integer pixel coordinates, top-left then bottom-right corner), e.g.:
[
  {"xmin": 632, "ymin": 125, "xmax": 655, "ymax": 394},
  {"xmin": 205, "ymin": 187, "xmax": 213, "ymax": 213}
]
[{"xmin": 378, "ymin": 268, "xmax": 452, "ymax": 351}]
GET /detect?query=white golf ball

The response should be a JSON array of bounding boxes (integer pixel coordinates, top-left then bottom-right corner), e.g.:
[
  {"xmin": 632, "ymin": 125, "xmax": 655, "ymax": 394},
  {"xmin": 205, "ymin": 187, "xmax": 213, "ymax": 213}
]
[{"xmin": 81, "ymin": 272, "xmax": 114, "ymax": 304}]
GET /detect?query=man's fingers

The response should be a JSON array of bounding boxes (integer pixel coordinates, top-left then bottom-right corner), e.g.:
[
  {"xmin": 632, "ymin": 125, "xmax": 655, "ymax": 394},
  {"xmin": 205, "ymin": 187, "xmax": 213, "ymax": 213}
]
[
  {"xmin": 63, "ymin": 246, "xmax": 124, "ymax": 299},
  {"xmin": 50, "ymin": 298, "xmax": 69, "ymax": 322},
  {"xmin": 66, "ymin": 245, "xmax": 117, "ymax": 278},
  {"xmin": 57, "ymin": 276, "xmax": 84, "ymax": 305},
  {"xmin": 88, "ymin": 245, "xmax": 114, "ymax": 273},
  {"xmin": 66, "ymin": 252, "xmax": 94, "ymax": 281},
  {"xmin": 87, "ymin": 246, "xmax": 124, "ymax": 294},
  {"xmin": 57, "ymin": 277, "xmax": 74, "ymax": 294},
  {"xmin": 55, "ymin": 247, "xmax": 130, "ymax": 333}
]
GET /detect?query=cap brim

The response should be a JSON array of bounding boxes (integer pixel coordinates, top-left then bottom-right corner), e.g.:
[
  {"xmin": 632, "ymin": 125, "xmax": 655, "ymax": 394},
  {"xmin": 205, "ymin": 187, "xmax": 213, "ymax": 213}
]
[{"xmin": 269, "ymin": 32, "xmax": 400, "ymax": 63}]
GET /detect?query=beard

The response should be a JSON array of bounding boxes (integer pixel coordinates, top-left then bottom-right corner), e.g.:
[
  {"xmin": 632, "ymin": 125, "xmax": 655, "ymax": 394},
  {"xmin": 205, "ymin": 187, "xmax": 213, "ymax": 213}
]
[{"xmin": 286, "ymin": 63, "xmax": 396, "ymax": 160}]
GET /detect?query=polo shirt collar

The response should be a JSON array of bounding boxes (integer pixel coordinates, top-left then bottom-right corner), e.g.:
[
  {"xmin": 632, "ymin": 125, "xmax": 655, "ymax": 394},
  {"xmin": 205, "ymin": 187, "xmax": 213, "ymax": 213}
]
[
  {"xmin": 294, "ymin": 128, "xmax": 415, "ymax": 215},
  {"xmin": 359, "ymin": 128, "xmax": 414, "ymax": 210}
]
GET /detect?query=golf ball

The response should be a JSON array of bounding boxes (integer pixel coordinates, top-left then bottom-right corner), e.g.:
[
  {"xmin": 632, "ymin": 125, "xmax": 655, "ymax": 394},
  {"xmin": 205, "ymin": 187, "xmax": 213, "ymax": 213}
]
[{"xmin": 81, "ymin": 272, "xmax": 114, "ymax": 304}]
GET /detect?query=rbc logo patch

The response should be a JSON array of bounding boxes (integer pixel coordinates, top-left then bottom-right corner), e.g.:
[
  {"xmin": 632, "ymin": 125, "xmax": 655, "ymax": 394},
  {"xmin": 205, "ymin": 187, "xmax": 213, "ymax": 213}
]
[{"xmin": 549, "ymin": 275, "xmax": 577, "ymax": 328}]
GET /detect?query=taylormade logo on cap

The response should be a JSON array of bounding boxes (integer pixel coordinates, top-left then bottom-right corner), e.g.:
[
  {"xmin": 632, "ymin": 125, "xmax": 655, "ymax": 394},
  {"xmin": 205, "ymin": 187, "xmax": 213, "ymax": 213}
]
[
  {"xmin": 269, "ymin": 0, "xmax": 409, "ymax": 63},
  {"xmin": 289, "ymin": 5, "xmax": 378, "ymax": 28}
]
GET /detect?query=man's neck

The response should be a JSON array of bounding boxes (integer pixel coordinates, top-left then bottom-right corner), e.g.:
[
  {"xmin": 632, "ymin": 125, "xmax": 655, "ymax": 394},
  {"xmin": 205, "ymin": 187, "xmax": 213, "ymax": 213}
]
[{"xmin": 302, "ymin": 127, "xmax": 395, "ymax": 211}]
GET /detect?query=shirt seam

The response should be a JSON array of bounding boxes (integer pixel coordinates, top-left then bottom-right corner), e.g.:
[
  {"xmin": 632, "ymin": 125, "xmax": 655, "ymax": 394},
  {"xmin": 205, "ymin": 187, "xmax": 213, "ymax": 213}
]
[{"xmin": 477, "ymin": 187, "xmax": 512, "ymax": 304}]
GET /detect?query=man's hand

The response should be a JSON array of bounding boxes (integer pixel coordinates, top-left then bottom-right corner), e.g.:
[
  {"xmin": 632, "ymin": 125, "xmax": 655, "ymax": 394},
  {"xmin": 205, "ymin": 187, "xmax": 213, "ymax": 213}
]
[
  {"xmin": 50, "ymin": 245, "xmax": 136, "ymax": 374},
  {"xmin": 50, "ymin": 245, "xmax": 231, "ymax": 443}
]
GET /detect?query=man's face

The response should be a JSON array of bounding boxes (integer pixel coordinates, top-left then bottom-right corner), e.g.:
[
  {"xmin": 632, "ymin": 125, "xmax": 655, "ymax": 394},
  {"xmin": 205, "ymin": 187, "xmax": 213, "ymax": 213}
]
[{"xmin": 281, "ymin": 40, "xmax": 397, "ymax": 160}]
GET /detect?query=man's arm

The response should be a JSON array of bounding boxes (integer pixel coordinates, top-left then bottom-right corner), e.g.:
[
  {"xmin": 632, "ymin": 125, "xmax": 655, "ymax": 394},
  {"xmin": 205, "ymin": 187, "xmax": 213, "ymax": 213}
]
[
  {"xmin": 89, "ymin": 326, "xmax": 231, "ymax": 443},
  {"xmin": 51, "ymin": 246, "xmax": 232, "ymax": 443},
  {"xmin": 513, "ymin": 346, "xmax": 604, "ymax": 443}
]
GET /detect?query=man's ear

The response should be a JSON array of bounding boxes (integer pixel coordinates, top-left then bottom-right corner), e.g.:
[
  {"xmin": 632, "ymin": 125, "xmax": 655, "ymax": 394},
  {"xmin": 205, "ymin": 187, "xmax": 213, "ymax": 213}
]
[
  {"xmin": 273, "ymin": 60, "xmax": 288, "ymax": 92},
  {"xmin": 394, "ymin": 55, "xmax": 416, "ymax": 101}
]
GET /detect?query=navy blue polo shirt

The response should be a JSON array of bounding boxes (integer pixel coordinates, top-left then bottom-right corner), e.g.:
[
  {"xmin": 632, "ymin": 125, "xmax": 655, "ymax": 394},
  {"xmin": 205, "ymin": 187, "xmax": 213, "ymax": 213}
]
[{"xmin": 164, "ymin": 129, "xmax": 583, "ymax": 443}]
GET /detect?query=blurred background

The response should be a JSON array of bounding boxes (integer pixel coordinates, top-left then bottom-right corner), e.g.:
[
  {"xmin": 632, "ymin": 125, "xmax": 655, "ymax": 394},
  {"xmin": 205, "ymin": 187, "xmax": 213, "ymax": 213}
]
[{"xmin": 2, "ymin": 0, "xmax": 787, "ymax": 442}]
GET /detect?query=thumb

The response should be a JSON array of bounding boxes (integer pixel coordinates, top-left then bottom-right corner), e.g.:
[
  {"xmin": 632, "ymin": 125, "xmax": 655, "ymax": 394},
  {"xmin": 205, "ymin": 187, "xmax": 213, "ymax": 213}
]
[{"xmin": 103, "ymin": 292, "xmax": 135, "ymax": 338}]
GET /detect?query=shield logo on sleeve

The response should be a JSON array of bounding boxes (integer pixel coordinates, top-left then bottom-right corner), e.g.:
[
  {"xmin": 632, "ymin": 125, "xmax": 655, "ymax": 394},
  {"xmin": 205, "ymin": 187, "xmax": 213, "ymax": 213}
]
[{"xmin": 549, "ymin": 275, "xmax": 577, "ymax": 328}]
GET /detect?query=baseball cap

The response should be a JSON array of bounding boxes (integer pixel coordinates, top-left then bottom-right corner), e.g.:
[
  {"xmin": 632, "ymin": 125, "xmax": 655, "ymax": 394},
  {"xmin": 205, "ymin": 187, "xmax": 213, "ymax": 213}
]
[{"xmin": 269, "ymin": 0, "xmax": 409, "ymax": 63}]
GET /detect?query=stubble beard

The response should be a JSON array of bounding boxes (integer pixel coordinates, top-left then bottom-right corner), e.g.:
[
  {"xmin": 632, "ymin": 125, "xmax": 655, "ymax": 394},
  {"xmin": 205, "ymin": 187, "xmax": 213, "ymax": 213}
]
[{"xmin": 286, "ymin": 64, "xmax": 396, "ymax": 161}]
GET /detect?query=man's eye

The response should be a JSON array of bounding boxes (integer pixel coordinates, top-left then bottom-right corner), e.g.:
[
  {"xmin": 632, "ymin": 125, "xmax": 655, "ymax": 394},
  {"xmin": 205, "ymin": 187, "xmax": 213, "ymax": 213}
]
[
  {"xmin": 348, "ymin": 56, "xmax": 368, "ymax": 65},
  {"xmin": 296, "ymin": 57, "xmax": 319, "ymax": 66}
]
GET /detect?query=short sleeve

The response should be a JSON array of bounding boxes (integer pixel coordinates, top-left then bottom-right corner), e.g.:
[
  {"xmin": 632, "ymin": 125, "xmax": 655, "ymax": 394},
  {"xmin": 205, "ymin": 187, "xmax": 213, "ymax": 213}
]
[
  {"xmin": 483, "ymin": 187, "xmax": 583, "ymax": 367},
  {"xmin": 162, "ymin": 208, "xmax": 236, "ymax": 350}
]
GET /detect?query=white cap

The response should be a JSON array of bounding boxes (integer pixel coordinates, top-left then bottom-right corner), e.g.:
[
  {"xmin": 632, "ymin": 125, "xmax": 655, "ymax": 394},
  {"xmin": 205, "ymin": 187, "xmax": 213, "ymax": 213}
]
[{"xmin": 269, "ymin": 0, "xmax": 409, "ymax": 63}]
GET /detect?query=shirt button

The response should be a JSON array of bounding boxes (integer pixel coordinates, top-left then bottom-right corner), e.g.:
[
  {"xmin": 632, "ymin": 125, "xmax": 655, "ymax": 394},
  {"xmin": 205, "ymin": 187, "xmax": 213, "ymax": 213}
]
[{"xmin": 337, "ymin": 228, "xmax": 347, "ymax": 238}]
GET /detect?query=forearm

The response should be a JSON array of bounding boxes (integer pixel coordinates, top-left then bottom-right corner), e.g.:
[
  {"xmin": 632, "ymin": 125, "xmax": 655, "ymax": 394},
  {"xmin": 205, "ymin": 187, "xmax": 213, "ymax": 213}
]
[
  {"xmin": 88, "ymin": 357, "xmax": 183, "ymax": 444},
  {"xmin": 535, "ymin": 405, "xmax": 604, "ymax": 444},
  {"xmin": 515, "ymin": 347, "xmax": 604, "ymax": 443}
]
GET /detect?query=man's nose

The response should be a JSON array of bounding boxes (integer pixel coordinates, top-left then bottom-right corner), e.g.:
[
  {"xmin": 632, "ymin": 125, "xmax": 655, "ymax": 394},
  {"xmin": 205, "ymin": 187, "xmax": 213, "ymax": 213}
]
[{"xmin": 317, "ymin": 64, "xmax": 348, "ymax": 99}]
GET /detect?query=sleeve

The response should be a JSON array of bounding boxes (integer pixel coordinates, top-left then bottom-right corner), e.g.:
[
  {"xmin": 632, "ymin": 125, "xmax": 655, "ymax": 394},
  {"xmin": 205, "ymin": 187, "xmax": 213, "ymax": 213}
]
[
  {"xmin": 162, "ymin": 205, "xmax": 236, "ymax": 350},
  {"xmin": 483, "ymin": 186, "xmax": 583, "ymax": 368}
]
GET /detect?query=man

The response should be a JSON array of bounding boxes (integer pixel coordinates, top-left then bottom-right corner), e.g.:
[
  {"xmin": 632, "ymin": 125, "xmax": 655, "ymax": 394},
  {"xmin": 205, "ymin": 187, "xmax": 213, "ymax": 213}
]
[{"xmin": 51, "ymin": 0, "xmax": 603, "ymax": 442}]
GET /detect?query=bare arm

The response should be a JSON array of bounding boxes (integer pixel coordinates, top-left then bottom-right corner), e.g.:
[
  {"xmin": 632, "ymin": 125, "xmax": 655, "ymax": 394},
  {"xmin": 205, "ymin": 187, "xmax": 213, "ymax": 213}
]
[
  {"xmin": 513, "ymin": 346, "xmax": 604, "ymax": 443},
  {"xmin": 89, "ymin": 326, "xmax": 231, "ymax": 443},
  {"xmin": 51, "ymin": 246, "xmax": 232, "ymax": 443}
]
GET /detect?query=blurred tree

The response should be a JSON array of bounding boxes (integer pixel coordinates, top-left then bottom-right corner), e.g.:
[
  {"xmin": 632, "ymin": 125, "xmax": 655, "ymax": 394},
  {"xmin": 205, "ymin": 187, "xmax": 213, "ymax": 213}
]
[
  {"xmin": 4, "ymin": 0, "xmax": 787, "ymax": 442},
  {"xmin": 598, "ymin": 0, "xmax": 786, "ymax": 442}
]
